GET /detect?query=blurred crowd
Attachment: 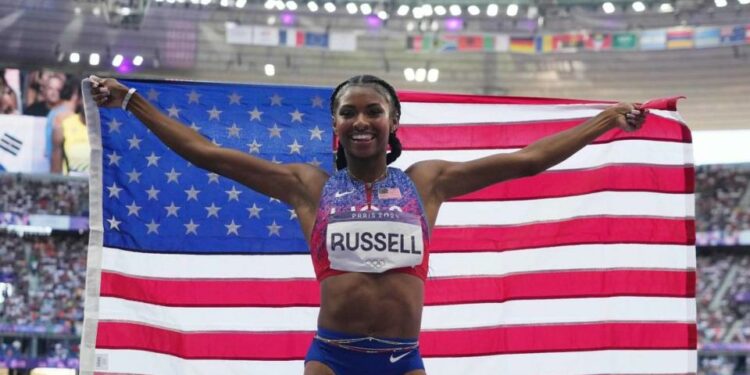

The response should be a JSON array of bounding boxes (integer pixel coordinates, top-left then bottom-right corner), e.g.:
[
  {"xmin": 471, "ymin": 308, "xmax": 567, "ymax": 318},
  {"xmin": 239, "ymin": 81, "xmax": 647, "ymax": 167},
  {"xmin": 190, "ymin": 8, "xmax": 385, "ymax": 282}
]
[
  {"xmin": 0, "ymin": 174, "xmax": 88, "ymax": 217},
  {"xmin": 697, "ymin": 252, "xmax": 750, "ymax": 375},
  {"xmin": 696, "ymin": 164, "xmax": 750, "ymax": 246},
  {"xmin": 0, "ymin": 232, "xmax": 86, "ymax": 335},
  {"xmin": 698, "ymin": 253, "xmax": 750, "ymax": 344}
]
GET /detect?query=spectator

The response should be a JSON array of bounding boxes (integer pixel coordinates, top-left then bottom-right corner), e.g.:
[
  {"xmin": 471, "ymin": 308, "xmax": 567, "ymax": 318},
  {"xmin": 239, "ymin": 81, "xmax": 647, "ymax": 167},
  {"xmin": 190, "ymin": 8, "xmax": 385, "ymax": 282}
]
[
  {"xmin": 24, "ymin": 72, "xmax": 65, "ymax": 117},
  {"xmin": 0, "ymin": 71, "xmax": 19, "ymax": 115}
]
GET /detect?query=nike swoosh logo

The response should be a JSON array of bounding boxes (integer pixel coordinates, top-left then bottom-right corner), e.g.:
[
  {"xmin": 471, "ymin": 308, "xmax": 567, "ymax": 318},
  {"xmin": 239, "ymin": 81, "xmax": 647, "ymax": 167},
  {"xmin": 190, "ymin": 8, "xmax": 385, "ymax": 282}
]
[
  {"xmin": 334, "ymin": 190, "xmax": 355, "ymax": 198},
  {"xmin": 389, "ymin": 351, "xmax": 412, "ymax": 363}
]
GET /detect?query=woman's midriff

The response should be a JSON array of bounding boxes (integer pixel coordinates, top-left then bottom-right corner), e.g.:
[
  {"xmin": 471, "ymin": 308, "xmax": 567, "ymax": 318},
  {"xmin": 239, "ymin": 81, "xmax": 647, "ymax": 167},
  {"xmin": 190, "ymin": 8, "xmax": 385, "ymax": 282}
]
[{"xmin": 317, "ymin": 272, "xmax": 424, "ymax": 339}]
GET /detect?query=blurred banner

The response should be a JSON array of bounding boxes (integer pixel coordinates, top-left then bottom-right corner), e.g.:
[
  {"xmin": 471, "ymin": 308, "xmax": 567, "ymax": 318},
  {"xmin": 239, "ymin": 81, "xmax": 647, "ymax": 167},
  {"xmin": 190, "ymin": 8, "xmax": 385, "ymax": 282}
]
[{"xmin": 0, "ymin": 115, "xmax": 49, "ymax": 173}]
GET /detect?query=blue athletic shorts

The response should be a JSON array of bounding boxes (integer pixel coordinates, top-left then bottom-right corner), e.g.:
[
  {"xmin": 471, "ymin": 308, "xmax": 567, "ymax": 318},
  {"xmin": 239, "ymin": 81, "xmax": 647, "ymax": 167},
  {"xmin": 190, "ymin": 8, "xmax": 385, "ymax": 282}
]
[{"xmin": 304, "ymin": 327, "xmax": 425, "ymax": 375}]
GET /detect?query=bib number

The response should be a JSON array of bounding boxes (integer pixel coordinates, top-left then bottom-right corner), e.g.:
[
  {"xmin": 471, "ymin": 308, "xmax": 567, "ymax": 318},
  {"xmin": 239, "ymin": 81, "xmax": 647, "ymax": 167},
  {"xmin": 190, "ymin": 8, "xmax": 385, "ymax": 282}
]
[{"xmin": 326, "ymin": 211, "xmax": 424, "ymax": 273}]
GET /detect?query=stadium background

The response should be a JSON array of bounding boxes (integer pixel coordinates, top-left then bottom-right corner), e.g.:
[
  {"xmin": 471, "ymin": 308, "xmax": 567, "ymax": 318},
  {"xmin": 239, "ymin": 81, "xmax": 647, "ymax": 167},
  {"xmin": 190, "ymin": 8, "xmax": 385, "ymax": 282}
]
[{"xmin": 1, "ymin": 0, "xmax": 749, "ymax": 373}]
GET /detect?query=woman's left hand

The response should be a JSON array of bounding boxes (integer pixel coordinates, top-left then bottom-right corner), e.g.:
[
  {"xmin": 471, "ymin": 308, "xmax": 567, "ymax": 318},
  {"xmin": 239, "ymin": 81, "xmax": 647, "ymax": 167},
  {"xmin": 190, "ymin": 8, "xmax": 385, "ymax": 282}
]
[{"xmin": 610, "ymin": 102, "xmax": 648, "ymax": 132}]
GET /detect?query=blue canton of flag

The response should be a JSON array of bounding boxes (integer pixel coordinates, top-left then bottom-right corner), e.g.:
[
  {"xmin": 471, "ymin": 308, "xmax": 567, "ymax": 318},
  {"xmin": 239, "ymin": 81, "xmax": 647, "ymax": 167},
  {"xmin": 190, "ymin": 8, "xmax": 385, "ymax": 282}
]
[{"xmin": 99, "ymin": 79, "xmax": 333, "ymax": 254}]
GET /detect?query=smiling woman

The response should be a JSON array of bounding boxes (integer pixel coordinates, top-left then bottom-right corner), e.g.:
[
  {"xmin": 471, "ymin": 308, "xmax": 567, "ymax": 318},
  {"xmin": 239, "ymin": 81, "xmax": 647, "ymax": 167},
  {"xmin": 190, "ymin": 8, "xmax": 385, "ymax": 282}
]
[{"xmin": 89, "ymin": 73, "xmax": 645, "ymax": 375}]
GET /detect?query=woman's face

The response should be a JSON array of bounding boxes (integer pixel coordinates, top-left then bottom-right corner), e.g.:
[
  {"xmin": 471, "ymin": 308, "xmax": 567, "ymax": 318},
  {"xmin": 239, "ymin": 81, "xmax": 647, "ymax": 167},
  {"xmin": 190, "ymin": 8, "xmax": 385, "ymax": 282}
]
[
  {"xmin": 0, "ymin": 81, "xmax": 17, "ymax": 114},
  {"xmin": 333, "ymin": 85, "xmax": 396, "ymax": 162}
]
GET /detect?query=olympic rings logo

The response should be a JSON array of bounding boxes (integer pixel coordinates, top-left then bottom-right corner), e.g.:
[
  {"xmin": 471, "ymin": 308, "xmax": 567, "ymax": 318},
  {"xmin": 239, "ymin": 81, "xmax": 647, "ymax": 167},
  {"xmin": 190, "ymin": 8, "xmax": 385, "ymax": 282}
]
[{"xmin": 365, "ymin": 259, "xmax": 386, "ymax": 269}]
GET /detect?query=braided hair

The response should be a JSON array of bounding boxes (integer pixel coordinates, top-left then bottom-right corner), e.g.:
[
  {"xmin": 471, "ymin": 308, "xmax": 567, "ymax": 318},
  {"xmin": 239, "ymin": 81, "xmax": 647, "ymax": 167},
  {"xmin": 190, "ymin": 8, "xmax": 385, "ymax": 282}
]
[{"xmin": 330, "ymin": 75, "xmax": 403, "ymax": 170}]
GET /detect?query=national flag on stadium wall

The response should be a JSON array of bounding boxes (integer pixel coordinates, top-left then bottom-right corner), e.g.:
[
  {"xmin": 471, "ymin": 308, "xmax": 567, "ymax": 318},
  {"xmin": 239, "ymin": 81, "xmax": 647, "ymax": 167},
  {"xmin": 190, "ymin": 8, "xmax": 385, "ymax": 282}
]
[
  {"xmin": 510, "ymin": 36, "xmax": 536, "ymax": 53},
  {"xmin": 407, "ymin": 35, "xmax": 435, "ymax": 52},
  {"xmin": 552, "ymin": 32, "xmax": 586, "ymax": 52},
  {"xmin": 666, "ymin": 26, "xmax": 695, "ymax": 49},
  {"xmin": 81, "ymin": 79, "xmax": 697, "ymax": 374},
  {"xmin": 640, "ymin": 29, "xmax": 667, "ymax": 50},
  {"xmin": 720, "ymin": 25, "xmax": 746, "ymax": 45},
  {"xmin": 694, "ymin": 27, "xmax": 722, "ymax": 48},
  {"xmin": 584, "ymin": 32, "xmax": 613, "ymax": 51},
  {"xmin": 612, "ymin": 32, "xmax": 639, "ymax": 50}
]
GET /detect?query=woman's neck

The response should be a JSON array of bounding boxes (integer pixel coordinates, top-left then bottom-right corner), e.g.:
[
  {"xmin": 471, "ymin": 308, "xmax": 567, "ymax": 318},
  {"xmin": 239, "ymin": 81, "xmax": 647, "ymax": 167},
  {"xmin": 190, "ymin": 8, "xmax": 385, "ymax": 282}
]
[{"xmin": 346, "ymin": 159, "xmax": 387, "ymax": 184}]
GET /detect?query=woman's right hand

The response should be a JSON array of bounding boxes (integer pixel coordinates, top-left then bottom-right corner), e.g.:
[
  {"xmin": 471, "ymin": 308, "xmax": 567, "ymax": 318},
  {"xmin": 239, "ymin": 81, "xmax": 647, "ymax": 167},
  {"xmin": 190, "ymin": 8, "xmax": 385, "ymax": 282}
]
[{"xmin": 89, "ymin": 75, "xmax": 130, "ymax": 108}]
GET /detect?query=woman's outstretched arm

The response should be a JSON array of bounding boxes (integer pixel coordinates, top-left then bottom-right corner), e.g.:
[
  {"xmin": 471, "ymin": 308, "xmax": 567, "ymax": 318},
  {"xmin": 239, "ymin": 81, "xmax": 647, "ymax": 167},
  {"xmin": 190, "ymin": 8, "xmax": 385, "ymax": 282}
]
[{"xmin": 89, "ymin": 76, "xmax": 327, "ymax": 210}]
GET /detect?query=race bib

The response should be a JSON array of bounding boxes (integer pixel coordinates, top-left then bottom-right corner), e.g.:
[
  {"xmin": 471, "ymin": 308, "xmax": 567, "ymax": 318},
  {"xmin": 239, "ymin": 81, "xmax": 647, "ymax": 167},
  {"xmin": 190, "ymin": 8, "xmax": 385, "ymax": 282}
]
[{"xmin": 326, "ymin": 211, "xmax": 424, "ymax": 273}]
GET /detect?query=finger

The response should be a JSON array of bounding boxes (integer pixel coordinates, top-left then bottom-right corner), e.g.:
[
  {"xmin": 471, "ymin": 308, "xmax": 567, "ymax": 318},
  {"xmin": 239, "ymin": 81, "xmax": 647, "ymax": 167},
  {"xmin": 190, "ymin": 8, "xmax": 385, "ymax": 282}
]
[
  {"xmin": 92, "ymin": 93, "xmax": 109, "ymax": 103},
  {"xmin": 89, "ymin": 75, "xmax": 101, "ymax": 88}
]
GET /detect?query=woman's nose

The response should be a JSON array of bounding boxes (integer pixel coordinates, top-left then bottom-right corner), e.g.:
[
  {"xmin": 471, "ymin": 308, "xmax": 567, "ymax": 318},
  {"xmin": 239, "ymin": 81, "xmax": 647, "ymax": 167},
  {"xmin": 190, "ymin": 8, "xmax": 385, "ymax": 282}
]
[{"xmin": 353, "ymin": 114, "xmax": 369, "ymax": 129}]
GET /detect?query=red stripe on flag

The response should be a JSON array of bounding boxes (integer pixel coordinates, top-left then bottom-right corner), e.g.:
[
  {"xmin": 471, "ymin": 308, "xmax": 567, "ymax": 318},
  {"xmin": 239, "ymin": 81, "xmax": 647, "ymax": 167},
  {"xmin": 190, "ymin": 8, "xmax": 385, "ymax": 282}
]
[
  {"xmin": 95, "ymin": 321, "xmax": 696, "ymax": 360},
  {"xmin": 100, "ymin": 272, "xmax": 320, "ymax": 307},
  {"xmin": 399, "ymin": 116, "xmax": 690, "ymax": 150},
  {"xmin": 431, "ymin": 217, "xmax": 696, "ymax": 252},
  {"xmin": 99, "ymin": 270, "xmax": 694, "ymax": 308},
  {"xmin": 453, "ymin": 165, "xmax": 695, "ymax": 201},
  {"xmin": 398, "ymin": 91, "xmax": 614, "ymax": 105},
  {"xmin": 420, "ymin": 322, "xmax": 698, "ymax": 357},
  {"xmin": 426, "ymin": 270, "xmax": 696, "ymax": 305}
]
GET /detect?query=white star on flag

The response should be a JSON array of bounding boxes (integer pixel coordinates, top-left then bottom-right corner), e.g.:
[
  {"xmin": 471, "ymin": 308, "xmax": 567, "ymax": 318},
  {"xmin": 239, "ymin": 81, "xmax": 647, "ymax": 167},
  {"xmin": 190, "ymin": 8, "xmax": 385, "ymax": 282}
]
[
  {"xmin": 290, "ymin": 109, "xmax": 304, "ymax": 122},
  {"xmin": 228, "ymin": 92, "xmax": 242, "ymax": 105},
  {"xmin": 185, "ymin": 186, "xmax": 201, "ymax": 201},
  {"xmin": 288, "ymin": 139, "xmax": 303, "ymax": 154},
  {"xmin": 145, "ymin": 152, "xmax": 161, "ymax": 167},
  {"xmin": 107, "ymin": 151, "xmax": 121, "ymax": 166},
  {"xmin": 248, "ymin": 107, "xmax": 263, "ymax": 121},
  {"xmin": 206, "ymin": 173, "xmax": 220, "ymax": 184},
  {"xmin": 270, "ymin": 93, "xmax": 283, "ymax": 106},
  {"xmin": 146, "ymin": 186, "xmax": 160, "ymax": 200},
  {"xmin": 187, "ymin": 90, "xmax": 201, "ymax": 104},
  {"xmin": 207, "ymin": 106, "xmax": 222, "ymax": 121},
  {"xmin": 190, "ymin": 123, "xmax": 201, "ymax": 132},
  {"xmin": 247, "ymin": 140, "xmax": 262, "ymax": 154},
  {"xmin": 108, "ymin": 118, "xmax": 122, "ymax": 133},
  {"xmin": 307, "ymin": 157, "xmax": 322, "ymax": 167},
  {"xmin": 247, "ymin": 203, "xmax": 263, "ymax": 218},
  {"xmin": 184, "ymin": 219, "xmax": 199, "ymax": 235},
  {"xmin": 107, "ymin": 183, "xmax": 122, "ymax": 198},
  {"xmin": 127, "ymin": 169, "xmax": 142, "ymax": 183},
  {"xmin": 107, "ymin": 216, "xmax": 121, "ymax": 231},
  {"xmin": 167, "ymin": 104, "xmax": 181, "ymax": 118},
  {"xmin": 268, "ymin": 124, "xmax": 283, "ymax": 138},
  {"xmin": 146, "ymin": 88, "xmax": 160, "ymax": 101},
  {"xmin": 225, "ymin": 220, "xmax": 241, "ymax": 235},
  {"xmin": 126, "ymin": 201, "xmax": 142, "ymax": 217},
  {"xmin": 227, "ymin": 123, "xmax": 241, "ymax": 138},
  {"xmin": 165, "ymin": 202, "xmax": 181, "ymax": 217},
  {"xmin": 309, "ymin": 126, "xmax": 324, "ymax": 141},
  {"xmin": 311, "ymin": 96, "xmax": 324, "ymax": 108},
  {"xmin": 127, "ymin": 135, "xmax": 142, "ymax": 149},
  {"xmin": 266, "ymin": 220, "xmax": 282, "ymax": 236},
  {"xmin": 225, "ymin": 186, "xmax": 242, "ymax": 201},
  {"xmin": 288, "ymin": 209, "xmax": 298, "ymax": 220},
  {"xmin": 145, "ymin": 219, "xmax": 160, "ymax": 234},
  {"xmin": 205, "ymin": 203, "xmax": 222, "ymax": 218},
  {"xmin": 165, "ymin": 168, "xmax": 181, "ymax": 183}
]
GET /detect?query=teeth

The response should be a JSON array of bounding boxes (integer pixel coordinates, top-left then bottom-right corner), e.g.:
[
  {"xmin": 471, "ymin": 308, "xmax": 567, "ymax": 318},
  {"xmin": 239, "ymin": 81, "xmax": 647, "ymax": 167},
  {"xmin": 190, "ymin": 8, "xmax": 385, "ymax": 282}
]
[{"xmin": 352, "ymin": 134, "xmax": 373, "ymax": 140}]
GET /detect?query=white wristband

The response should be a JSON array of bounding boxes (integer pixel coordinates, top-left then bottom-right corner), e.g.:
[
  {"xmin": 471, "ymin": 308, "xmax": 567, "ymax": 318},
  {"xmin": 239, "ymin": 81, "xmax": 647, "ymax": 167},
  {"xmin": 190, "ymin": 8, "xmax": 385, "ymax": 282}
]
[{"xmin": 121, "ymin": 88, "xmax": 137, "ymax": 111}]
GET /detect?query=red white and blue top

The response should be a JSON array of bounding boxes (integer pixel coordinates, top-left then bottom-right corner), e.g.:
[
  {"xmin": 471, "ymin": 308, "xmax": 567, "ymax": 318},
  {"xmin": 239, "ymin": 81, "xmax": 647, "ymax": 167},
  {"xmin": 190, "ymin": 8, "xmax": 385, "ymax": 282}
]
[{"xmin": 310, "ymin": 167, "xmax": 430, "ymax": 282}]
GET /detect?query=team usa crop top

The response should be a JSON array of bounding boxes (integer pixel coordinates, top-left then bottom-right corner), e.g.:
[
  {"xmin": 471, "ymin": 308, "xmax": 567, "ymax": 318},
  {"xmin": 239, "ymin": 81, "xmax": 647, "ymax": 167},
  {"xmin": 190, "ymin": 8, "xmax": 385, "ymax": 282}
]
[{"xmin": 310, "ymin": 167, "xmax": 430, "ymax": 282}]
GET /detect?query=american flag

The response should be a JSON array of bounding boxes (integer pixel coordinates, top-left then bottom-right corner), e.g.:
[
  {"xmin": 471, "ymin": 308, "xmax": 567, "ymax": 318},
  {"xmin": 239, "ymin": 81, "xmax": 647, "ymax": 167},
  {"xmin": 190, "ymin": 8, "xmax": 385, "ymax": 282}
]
[{"xmin": 81, "ymin": 79, "xmax": 696, "ymax": 374}]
